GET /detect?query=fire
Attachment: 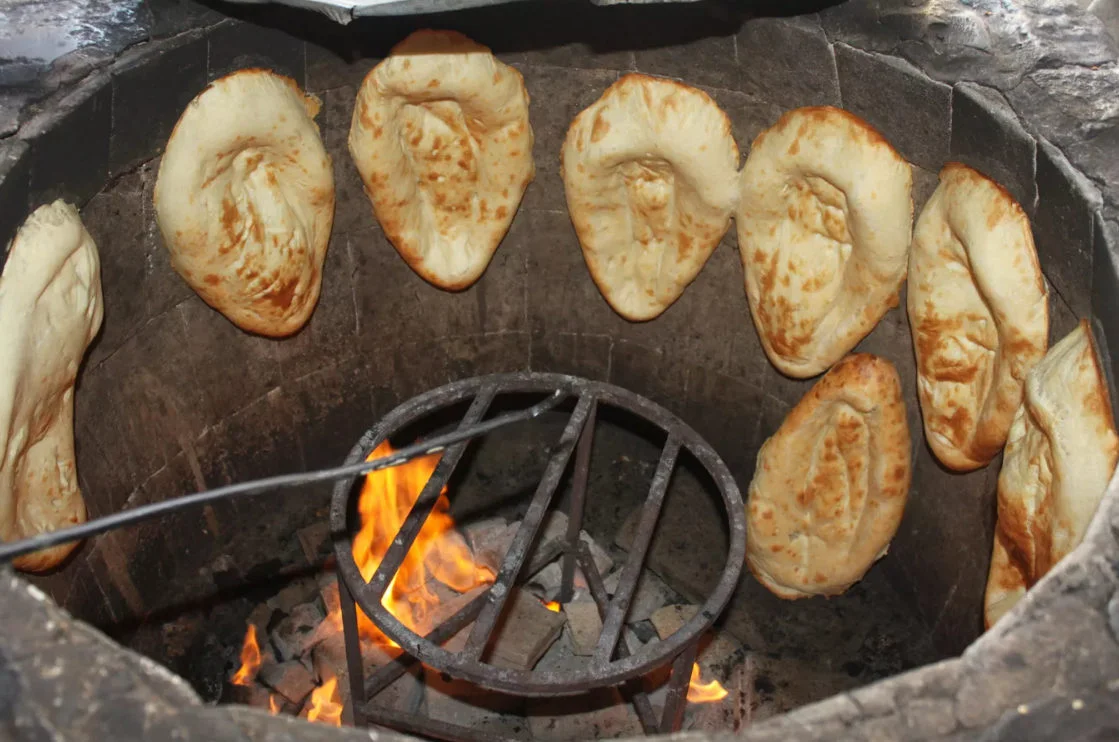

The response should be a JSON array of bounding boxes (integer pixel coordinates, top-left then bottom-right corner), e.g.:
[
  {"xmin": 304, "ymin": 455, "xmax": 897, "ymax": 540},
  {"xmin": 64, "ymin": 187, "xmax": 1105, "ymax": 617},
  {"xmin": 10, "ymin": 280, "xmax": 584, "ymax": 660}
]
[
  {"xmin": 305, "ymin": 677, "xmax": 343, "ymax": 726},
  {"xmin": 344, "ymin": 440, "xmax": 494, "ymax": 644},
  {"xmin": 542, "ymin": 600, "xmax": 561, "ymax": 612},
  {"xmin": 268, "ymin": 695, "xmax": 280, "ymax": 714},
  {"xmin": 231, "ymin": 624, "xmax": 262, "ymax": 686},
  {"xmin": 686, "ymin": 663, "xmax": 728, "ymax": 703}
]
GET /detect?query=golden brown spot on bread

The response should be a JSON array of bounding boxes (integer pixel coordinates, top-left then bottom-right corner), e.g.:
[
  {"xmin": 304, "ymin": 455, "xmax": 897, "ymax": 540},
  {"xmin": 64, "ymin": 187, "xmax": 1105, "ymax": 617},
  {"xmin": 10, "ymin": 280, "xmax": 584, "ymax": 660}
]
[
  {"xmin": 265, "ymin": 276, "xmax": 299, "ymax": 310},
  {"xmin": 590, "ymin": 111, "xmax": 611, "ymax": 144},
  {"xmin": 678, "ymin": 233, "xmax": 694, "ymax": 260},
  {"xmin": 788, "ymin": 138, "xmax": 800, "ymax": 156},
  {"xmin": 495, "ymin": 205, "xmax": 508, "ymax": 220},
  {"xmin": 944, "ymin": 405, "xmax": 974, "ymax": 447},
  {"xmin": 220, "ymin": 198, "xmax": 239, "ymax": 238},
  {"xmin": 204, "ymin": 274, "xmax": 220, "ymax": 286},
  {"xmin": 427, "ymin": 79, "xmax": 439, "ymax": 88},
  {"xmin": 801, "ymin": 275, "xmax": 826, "ymax": 293}
]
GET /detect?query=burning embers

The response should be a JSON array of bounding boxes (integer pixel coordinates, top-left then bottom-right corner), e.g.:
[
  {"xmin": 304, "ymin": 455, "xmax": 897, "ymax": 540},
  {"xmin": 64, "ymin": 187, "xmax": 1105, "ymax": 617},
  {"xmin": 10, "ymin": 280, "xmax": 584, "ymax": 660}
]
[{"xmin": 227, "ymin": 438, "xmax": 735, "ymax": 735}]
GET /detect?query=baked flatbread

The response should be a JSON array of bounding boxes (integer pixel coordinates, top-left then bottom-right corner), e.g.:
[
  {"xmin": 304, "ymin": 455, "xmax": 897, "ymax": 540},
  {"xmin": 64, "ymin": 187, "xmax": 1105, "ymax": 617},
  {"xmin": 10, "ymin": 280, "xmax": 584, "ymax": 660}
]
[
  {"xmin": 562, "ymin": 73, "xmax": 739, "ymax": 321},
  {"xmin": 0, "ymin": 201, "xmax": 103, "ymax": 572},
  {"xmin": 984, "ymin": 320, "xmax": 1118, "ymax": 628},
  {"xmin": 155, "ymin": 68, "xmax": 334, "ymax": 337},
  {"xmin": 737, "ymin": 106, "xmax": 912, "ymax": 378},
  {"xmin": 909, "ymin": 162, "xmax": 1048, "ymax": 471},
  {"xmin": 349, "ymin": 30, "xmax": 533, "ymax": 291},
  {"xmin": 746, "ymin": 353, "xmax": 911, "ymax": 599}
]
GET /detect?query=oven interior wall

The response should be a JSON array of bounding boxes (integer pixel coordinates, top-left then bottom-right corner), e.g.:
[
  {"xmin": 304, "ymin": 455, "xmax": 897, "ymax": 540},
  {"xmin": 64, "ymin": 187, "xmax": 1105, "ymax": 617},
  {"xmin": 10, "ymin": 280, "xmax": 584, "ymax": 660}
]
[{"xmin": 16, "ymin": 0, "xmax": 1091, "ymax": 704}]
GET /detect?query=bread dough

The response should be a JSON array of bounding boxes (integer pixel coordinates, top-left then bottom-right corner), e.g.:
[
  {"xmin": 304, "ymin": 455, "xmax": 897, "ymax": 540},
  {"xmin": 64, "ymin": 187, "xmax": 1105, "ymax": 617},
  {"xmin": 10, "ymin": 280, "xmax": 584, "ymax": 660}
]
[
  {"xmin": 746, "ymin": 353, "xmax": 911, "ymax": 599},
  {"xmin": 562, "ymin": 73, "xmax": 739, "ymax": 321},
  {"xmin": 984, "ymin": 320, "xmax": 1118, "ymax": 628},
  {"xmin": 737, "ymin": 106, "xmax": 912, "ymax": 378},
  {"xmin": 155, "ymin": 68, "xmax": 335, "ymax": 337},
  {"xmin": 908, "ymin": 162, "xmax": 1048, "ymax": 471},
  {"xmin": 0, "ymin": 200, "xmax": 103, "ymax": 572},
  {"xmin": 349, "ymin": 30, "xmax": 534, "ymax": 291}
]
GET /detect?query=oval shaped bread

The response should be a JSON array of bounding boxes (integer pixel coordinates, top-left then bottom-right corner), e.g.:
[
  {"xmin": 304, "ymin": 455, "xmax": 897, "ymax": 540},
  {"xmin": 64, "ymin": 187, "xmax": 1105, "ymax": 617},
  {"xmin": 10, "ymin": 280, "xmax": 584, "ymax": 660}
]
[
  {"xmin": 908, "ymin": 162, "xmax": 1048, "ymax": 472},
  {"xmin": 746, "ymin": 353, "xmax": 911, "ymax": 599},
  {"xmin": 737, "ymin": 106, "xmax": 913, "ymax": 378},
  {"xmin": 561, "ymin": 73, "xmax": 739, "ymax": 321},
  {"xmin": 349, "ymin": 30, "xmax": 534, "ymax": 291},
  {"xmin": 0, "ymin": 201, "xmax": 103, "ymax": 572},
  {"xmin": 984, "ymin": 320, "xmax": 1119, "ymax": 629},
  {"xmin": 154, "ymin": 69, "xmax": 334, "ymax": 337}
]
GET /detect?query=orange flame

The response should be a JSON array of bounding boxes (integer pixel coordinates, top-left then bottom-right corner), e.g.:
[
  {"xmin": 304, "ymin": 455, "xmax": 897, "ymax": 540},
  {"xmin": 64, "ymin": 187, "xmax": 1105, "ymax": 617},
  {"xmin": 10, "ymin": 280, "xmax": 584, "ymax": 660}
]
[
  {"xmin": 306, "ymin": 677, "xmax": 343, "ymax": 726},
  {"xmin": 543, "ymin": 600, "xmax": 561, "ymax": 612},
  {"xmin": 268, "ymin": 695, "xmax": 280, "ymax": 715},
  {"xmin": 231, "ymin": 624, "xmax": 262, "ymax": 686},
  {"xmin": 339, "ymin": 440, "xmax": 494, "ymax": 646},
  {"xmin": 686, "ymin": 663, "xmax": 728, "ymax": 703}
]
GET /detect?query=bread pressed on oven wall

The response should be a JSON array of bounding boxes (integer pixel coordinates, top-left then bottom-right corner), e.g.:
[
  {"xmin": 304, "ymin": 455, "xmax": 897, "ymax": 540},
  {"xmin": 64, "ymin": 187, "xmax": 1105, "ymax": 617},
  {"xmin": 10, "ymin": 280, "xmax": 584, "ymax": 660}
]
[
  {"xmin": 562, "ymin": 73, "xmax": 739, "ymax": 322},
  {"xmin": 349, "ymin": 30, "xmax": 534, "ymax": 292},
  {"xmin": 0, "ymin": 201, "xmax": 104, "ymax": 572},
  {"xmin": 985, "ymin": 320, "xmax": 1119, "ymax": 628},
  {"xmin": 737, "ymin": 106, "xmax": 913, "ymax": 379},
  {"xmin": 746, "ymin": 354, "xmax": 911, "ymax": 600},
  {"xmin": 155, "ymin": 69, "xmax": 335, "ymax": 337},
  {"xmin": 908, "ymin": 162, "xmax": 1049, "ymax": 472}
]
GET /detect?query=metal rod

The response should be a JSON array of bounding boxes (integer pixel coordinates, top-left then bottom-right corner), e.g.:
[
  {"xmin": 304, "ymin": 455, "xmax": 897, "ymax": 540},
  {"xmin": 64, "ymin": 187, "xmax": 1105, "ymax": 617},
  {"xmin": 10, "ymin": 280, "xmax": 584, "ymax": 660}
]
[
  {"xmin": 575, "ymin": 542, "xmax": 660, "ymax": 734},
  {"xmin": 337, "ymin": 574, "xmax": 367, "ymax": 727},
  {"xmin": 361, "ymin": 705, "xmax": 523, "ymax": 742},
  {"xmin": 367, "ymin": 388, "xmax": 497, "ymax": 599},
  {"xmin": 0, "ymin": 390, "xmax": 565, "ymax": 563},
  {"xmin": 593, "ymin": 437, "xmax": 680, "ymax": 665},
  {"xmin": 557, "ymin": 400, "xmax": 596, "ymax": 603},
  {"xmin": 460, "ymin": 395, "xmax": 595, "ymax": 662},
  {"xmin": 659, "ymin": 643, "xmax": 699, "ymax": 734},
  {"xmin": 364, "ymin": 541, "xmax": 566, "ymax": 701}
]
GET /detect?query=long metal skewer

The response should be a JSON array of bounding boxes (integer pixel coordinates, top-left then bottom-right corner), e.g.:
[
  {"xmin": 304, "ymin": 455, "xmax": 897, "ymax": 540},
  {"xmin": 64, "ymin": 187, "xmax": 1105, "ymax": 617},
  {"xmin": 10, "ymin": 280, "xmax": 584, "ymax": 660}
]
[{"xmin": 0, "ymin": 390, "xmax": 567, "ymax": 564}]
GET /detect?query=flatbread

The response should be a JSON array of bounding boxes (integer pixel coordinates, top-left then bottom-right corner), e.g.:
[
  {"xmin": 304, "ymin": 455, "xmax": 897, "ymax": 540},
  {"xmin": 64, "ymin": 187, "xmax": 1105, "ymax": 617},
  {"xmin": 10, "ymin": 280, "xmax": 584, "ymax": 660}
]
[
  {"xmin": 746, "ymin": 353, "xmax": 911, "ymax": 599},
  {"xmin": 562, "ymin": 73, "xmax": 739, "ymax": 321},
  {"xmin": 349, "ymin": 30, "xmax": 533, "ymax": 290},
  {"xmin": 737, "ymin": 106, "xmax": 913, "ymax": 378},
  {"xmin": 0, "ymin": 200, "xmax": 103, "ymax": 572},
  {"xmin": 155, "ymin": 68, "xmax": 335, "ymax": 337},
  {"xmin": 984, "ymin": 320, "xmax": 1119, "ymax": 628},
  {"xmin": 908, "ymin": 162, "xmax": 1048, "ymax": 471}
]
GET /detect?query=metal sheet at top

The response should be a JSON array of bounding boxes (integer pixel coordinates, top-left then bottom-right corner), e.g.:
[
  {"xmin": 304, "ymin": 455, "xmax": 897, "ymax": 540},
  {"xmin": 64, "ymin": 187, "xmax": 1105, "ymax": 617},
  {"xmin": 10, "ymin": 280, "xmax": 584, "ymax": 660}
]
[{"xmin": 223, "ymin": 0, "xmax": 696, "ymax": 24}]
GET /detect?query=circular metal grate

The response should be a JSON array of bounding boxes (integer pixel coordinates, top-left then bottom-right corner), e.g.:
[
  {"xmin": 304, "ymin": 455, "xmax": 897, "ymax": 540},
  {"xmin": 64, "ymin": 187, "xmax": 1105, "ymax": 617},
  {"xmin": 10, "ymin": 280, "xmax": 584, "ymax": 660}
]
[{"xmin": 330, "ymin": 372, "xmax": 746, "ymax": 700}]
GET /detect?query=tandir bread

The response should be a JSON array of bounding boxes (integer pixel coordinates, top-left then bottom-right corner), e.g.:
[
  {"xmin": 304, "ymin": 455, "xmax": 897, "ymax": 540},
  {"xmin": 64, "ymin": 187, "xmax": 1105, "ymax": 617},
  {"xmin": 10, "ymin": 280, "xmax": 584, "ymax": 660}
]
[
  {"xmin": 746, "ymin": 354, "xmax": 911, "ymax": 600},
  {"xmin": 562, "ymin": 73, "xmax": 739, "ymax": 321},
  {"xmin": 0, "ymin": 201, "xmax": 103, "ymax": 572},
  {"xmin": 908, "ymin": 162, "xmax": 1048, "ymax": 472},
  {"xmin": 154, "ymin": 68, "xmax": 334, "ymax": 337},
  {"xmin": 348, "ymin": 30, "xmax": 534, "ymax": 291},
  {"xmin": 737, "ymin": 106, "xmax": 913, "ymax": 378},
  {"xmin": 984, "ymin": 320, "xmax": 1119, "ymax": 629}
]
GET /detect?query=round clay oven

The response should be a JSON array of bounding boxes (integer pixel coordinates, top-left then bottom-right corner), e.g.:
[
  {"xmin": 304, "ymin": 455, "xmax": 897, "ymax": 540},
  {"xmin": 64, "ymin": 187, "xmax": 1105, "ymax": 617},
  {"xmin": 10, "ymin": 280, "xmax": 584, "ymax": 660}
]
[{"xmin": 1, "ymin": 0, "xmax": 1119, "ymax": 740}]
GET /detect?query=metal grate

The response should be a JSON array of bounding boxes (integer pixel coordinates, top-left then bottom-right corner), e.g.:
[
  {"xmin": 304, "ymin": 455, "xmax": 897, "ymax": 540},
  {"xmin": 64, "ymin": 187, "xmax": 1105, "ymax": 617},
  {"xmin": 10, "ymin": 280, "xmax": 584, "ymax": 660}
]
[{"xmin": 330, "ymin": 372, "xmax": 747, "ymax": 739}]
